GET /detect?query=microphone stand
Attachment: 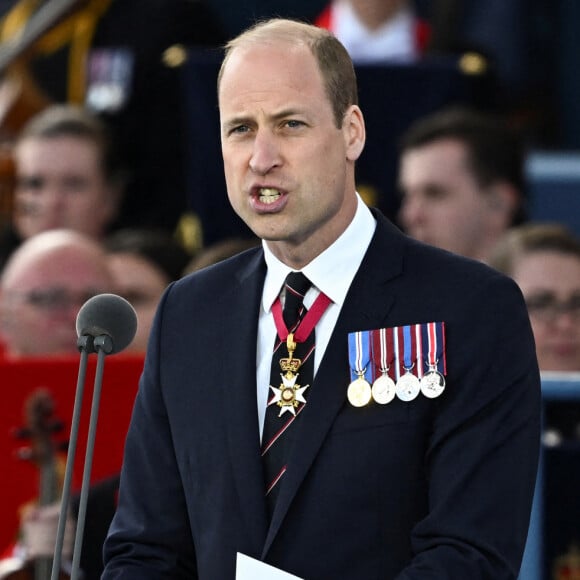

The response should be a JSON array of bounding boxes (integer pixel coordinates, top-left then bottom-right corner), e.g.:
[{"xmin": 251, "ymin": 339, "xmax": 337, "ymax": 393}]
[
  {"xmin": 51, "ymin": 334, "xmax": 93, "ymax": 580},
  {"xmin": 70, "ymin": 335, "xmax": 112, "ymax": 580},
  {"xmin": 51, "ymin": 334, "xmax": 113, "ymax": 580},
  {"xmin": 51, "ymin": 292, "xmax": 136, "ymax": 580}
]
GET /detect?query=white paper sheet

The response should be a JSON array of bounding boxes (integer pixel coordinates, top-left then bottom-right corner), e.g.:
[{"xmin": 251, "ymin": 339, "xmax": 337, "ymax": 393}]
[{"xmin": 236, "ymin": 553, "xmax": 304, "ymax": 579}]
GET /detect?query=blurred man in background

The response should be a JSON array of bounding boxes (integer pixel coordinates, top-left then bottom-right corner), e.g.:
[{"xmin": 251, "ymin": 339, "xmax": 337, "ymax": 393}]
[
  {"xmin": 398, "ymin": 106, "xmax": 527, "ymax": 262},
  {"xmin": 0, "ymin": 105, "xmax": 125, "ymax": 272},
  {"xmin": 0, "ymin": 228, "xmax": 113, "ymax": 356}
]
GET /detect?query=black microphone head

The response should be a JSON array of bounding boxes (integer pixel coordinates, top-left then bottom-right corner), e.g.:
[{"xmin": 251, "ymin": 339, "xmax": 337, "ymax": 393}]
[{"xmin": 76, "ymin": 293, "xmax": 138, "ymax": 354}]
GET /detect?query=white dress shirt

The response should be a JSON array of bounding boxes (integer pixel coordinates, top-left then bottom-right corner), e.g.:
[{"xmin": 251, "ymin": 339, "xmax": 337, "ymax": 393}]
[{"xmin": 256, "ymin": 195, "xmax": 376, "ymax": 437}]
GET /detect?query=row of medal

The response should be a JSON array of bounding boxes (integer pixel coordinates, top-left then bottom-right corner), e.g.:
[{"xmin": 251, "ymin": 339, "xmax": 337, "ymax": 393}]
[{"xmin": 347, "ymin": 322, "xmax": 447, "ymax": 408}]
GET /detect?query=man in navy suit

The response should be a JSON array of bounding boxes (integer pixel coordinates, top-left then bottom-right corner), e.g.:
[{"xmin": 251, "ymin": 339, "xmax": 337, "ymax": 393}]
[{"xmin": 102, "ymin": 18, "xmax": 541, "ymax": 579}]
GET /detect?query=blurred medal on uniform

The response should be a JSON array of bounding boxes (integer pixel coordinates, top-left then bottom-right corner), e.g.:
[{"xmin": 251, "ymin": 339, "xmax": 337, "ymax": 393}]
[{"xmin": 347, "ymin": 330, "xmax": 372, "ymax": 407}]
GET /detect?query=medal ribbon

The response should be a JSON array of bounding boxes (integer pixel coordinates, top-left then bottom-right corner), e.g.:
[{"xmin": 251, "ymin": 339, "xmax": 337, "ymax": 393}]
[
  {"xmin": 371, "ymin": 327, "xmax": 395, "ymax": 382},
  {"xmin": 421, "ymin": 321, "xmax": 447, "ymax": 374},
  {"xmin": 414, "ymin": 324, "xmax": 424, "ymax": 378},
  {"xmin": 272, "ymin": 292, "xmax": 331, "ymax": 344},
  {"xmin": 402, "ymin": 324, "xmax": 417, "ymax": 373},
  {"xmin": 348, "ymin": 330, "xmax": 372, "ymax": 382}
]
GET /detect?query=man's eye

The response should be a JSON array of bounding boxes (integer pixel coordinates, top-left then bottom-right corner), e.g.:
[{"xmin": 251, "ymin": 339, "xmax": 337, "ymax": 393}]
[
  {"xmin": 62, "ymin": 178, "xmax": 89, "ymax": 192},
  {"xmin": 526, "ymin": 297, "xmax": 553, "ymax": 310},
  {"xmin": 423, "ymin": 187, "xmax": 448, "ymax": 200},
  {"xmin": 17, "ymin": 177, "xmax": 43, "ymax": 190},
  {"xmin": 285, "ymin": 120, "xmax": 304, "ymax": 128},
  {"xmin": 525, "ymin": 293, "xmax": 555, "ymax": 311},
  {"xmin": 230, "ymin": 125, "xmax": 250, "ymax": 135}
]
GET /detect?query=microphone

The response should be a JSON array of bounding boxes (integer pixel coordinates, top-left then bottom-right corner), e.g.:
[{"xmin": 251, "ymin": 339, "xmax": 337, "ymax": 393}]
[
  {"xmin": 76, "ymin": 293, "xmax": 138, "ymax": 354},
  {"xmin": 52, "ymin": 294, "xmax": 137, "ymax": 580}
]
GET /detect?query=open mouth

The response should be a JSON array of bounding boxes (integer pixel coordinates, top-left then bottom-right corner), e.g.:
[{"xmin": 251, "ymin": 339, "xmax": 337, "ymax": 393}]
[{"xmin": 258, "ymin": 187, "xmax": 282, "ymax": 204}]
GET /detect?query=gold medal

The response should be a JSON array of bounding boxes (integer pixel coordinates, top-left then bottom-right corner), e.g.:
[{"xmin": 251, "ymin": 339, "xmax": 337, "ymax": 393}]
[
  {"xmin": 420, "ymin": 368, "xmax": 445, "ymax": 399},
  {"xmin": 269, "ymin": 371, "xmax": 309, "ymax": 417},
  {"xmin": 395, "ymin": 371, "xmax": 420, "ymax": 402},
  {"xmin": 347, "ymin": 375, "xmax": 372, "ymax": 407},
  {"xmin": 371, "ymin": 373, "xmax": 396, "ymax": 405},
  {"xmin": 268, "ymin": 332, "xmax": 309, "ymax": 417}
]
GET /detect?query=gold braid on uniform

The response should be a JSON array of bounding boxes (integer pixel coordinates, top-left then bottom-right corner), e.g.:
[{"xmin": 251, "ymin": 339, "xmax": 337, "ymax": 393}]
[{"xmin": 0, "ymin": 0, "xmax": 113, "ymax": 103}]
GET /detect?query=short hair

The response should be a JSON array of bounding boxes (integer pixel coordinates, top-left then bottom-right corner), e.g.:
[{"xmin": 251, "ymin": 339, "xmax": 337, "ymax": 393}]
[
  {"xmin": 400, "ymin": 107, "xmax": 527, "ymax": 224},
  {"xmin": 183, "ymin": 236, "xmax": 260, "ymax": 274},
  {"xmin": 489, "ymin": 223, "xmax": 580, "ymax": 276},
  {"xmin": 218, "ymin": 18, "xmax": 358, "ymax": 128},
  {"xmin": 104, "ymin": 228, "xmax": 192, "ymax": 283},
  {"xmin": 17, "ymin": 104, "xmax": 126, "ymax": 188}
]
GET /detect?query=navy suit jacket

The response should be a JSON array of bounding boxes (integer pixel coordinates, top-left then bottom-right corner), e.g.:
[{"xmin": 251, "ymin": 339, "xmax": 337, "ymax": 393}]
[{"xmin": 103, "ymin": 212, "xmax": 541, "ymax": 579}]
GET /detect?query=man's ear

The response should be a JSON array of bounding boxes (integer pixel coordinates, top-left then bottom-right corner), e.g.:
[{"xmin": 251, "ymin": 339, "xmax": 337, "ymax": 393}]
[{"xmin": 343, "ymin": 105, "xmax": 366, "ymax": 162}]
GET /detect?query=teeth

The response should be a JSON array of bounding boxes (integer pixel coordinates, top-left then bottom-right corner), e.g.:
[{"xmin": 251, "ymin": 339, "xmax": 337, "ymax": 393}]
[{"xmin": 258, "ymin": 188, "xmax": 281, "ymax": 204}]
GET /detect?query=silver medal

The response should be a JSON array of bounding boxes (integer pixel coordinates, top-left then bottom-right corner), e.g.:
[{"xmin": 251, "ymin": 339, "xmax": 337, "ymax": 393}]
[
  {"xmin": 420, "ymin": 369, "xmax": 446, "ymax": 399},
  {"xmin": 396, "ymin": 371, "xmax": 420, "ymax": 402},
  {"xmin": 372, "ymin": 374, "xmax": 396, "ymax": 405}
]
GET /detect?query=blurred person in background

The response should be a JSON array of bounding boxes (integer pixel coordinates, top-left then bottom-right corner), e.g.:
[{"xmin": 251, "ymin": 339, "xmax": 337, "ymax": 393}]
[
  {"xmin": 0, "ymin": 104, "xmax": 125, "ymax": 272},
  {"xmin": 0, "ymin": 0, "xmax": 225, "ymax": 232},
  {"xmin": 0, "ymin": 227, "xmax": 131, "ymax": 579},
  {"xmin": 490, "ymin": 223, "xmax": 580, "ymax": 373},
  {"xmin": 398, "ymin": 106, "xmax": 527, "ymax": 263},
  {"xmin": 490, "ymin": 222, "xmax": 580, "ymax": 445},
  {"xmin": 183, "ymin": 235, "xmax": 260, "ymax": 274},
  {"xmin": 0, "ymin": 230, "xmax": 250, "ymax": 579},
  {"xmin": 0, "ymin": 228, "xmax": 113, "ymax": 357},
  {"xmin": 315, "ymin": 0, "xmax": 431, "ymax": 63},
  {"xmin": 104, "ymin": 228, "xmax": 191, "ymax": 352}
]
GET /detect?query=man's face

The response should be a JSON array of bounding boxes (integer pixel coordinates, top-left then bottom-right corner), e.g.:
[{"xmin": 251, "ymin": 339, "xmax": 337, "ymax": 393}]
[
  {"xmin": 218, "ymin": 41, "xmax": 363, "ymax": 267},
  {"xmin": 13, "ymin": 136, "xmax": 117, "ymax": 240},
  {"xmin": 398, "ymin": 139, "xmax": 497, "ymax": 260},
  {"xmin": 0, "ymin": 246, "xmax": 111, "ymax": 356}
]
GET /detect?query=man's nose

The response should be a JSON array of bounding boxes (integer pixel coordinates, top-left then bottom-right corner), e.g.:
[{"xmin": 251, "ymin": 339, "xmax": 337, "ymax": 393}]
[
  {"xmin": 249, "ymin": 130, "xmax": 282, "ymax": 175},
  {"xmin": 43, "ymin": 187, "xmax": 68, "ymax": 209},
  {"xmin": 399, "ymin": 195, "xmax": 425, "ymax": 229},
  {"xmin": 553, "ymin": 308, "xmax": 580, "ymax": 329}
]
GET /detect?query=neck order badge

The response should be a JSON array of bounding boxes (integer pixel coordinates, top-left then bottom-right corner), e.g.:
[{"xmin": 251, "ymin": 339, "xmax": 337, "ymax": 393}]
[{"xmin": 261, "ymin": 272, "xmax": 330, "ymax": 514}]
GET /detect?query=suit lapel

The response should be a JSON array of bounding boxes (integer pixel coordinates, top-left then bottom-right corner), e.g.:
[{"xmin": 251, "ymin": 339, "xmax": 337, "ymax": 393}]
[
  {"xmin": 263, "ymin": 215, "xmax": 406, "ymax": 554},
  {"xmin": 220, "ymin": 251, "xmax": 270, "ymax": 550}
]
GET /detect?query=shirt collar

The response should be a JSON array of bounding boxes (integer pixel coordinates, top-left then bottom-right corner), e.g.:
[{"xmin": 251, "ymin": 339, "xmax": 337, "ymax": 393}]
[{"xmin": 262, "ymin": 194, "xmax": 376, "ymax": 312}]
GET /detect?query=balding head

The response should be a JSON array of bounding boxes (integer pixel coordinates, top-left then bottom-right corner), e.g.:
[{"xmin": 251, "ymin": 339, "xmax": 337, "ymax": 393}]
[{"xmin": 0, "ymin": 229, "xmax": 113, "ymax": 356}]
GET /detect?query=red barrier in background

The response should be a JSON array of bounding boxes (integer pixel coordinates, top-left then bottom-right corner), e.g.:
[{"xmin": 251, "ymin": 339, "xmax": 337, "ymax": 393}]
[{"xmin": 0, "ymin": 354, "xmax": 144, "ymax": 551}]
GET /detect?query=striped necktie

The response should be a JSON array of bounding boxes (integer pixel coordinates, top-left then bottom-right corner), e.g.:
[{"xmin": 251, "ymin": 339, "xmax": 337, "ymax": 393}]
[{"xmin": 262, "ymin": 271, "xmax": 314, "ymax": 517}]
